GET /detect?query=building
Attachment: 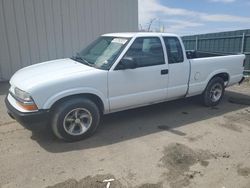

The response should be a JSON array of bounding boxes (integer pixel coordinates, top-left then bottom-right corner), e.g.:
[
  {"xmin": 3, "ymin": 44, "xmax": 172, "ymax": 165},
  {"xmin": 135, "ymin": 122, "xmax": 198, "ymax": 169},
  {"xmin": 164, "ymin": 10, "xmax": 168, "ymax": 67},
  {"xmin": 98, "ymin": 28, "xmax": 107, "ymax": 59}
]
[{"xmin": 0, "ymin": 0, "xmax": 138, "ymax": 81}]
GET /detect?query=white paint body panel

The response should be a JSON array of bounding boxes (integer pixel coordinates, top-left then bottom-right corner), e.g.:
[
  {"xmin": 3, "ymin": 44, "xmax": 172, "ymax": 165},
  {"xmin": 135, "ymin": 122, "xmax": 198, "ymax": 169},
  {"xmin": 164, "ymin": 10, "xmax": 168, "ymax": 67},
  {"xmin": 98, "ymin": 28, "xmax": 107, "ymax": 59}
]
[
  {"xmin": 108, "ymin": 64, "xmax": 169, "ymax": 112},
  {"xmin": 163, "ymin": 35, "xmax": 191, "ymax": 100},
  {"xmin": 10, "ymin": 58, "xmax": 109, "ymax": 112},
  {"xmin": 188, "ymin": 55, "xmax": 245, "ymax": 96},
  {"xmin": 8, "ymin": 32, "xmax": 245, "ymax": 114}
]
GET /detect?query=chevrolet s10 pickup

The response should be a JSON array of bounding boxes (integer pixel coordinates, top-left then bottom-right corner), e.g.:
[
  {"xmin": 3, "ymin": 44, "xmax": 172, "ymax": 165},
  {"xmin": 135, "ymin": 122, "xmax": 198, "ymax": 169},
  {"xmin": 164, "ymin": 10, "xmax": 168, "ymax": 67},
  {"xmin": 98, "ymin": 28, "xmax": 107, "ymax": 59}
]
[{"xmin": 5, "ymin": 32, "xmax": 245, "ymax": 141}]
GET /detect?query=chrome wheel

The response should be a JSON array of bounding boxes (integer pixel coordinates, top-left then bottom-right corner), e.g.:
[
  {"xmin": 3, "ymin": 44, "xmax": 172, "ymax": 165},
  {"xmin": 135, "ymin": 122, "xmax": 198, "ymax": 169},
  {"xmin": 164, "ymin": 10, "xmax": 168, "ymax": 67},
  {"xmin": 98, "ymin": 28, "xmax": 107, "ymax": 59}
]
[
  {"xmin": 209, "ymin": 83, "xmax": 223, "ymax": 102},
  {"xmin": 63, "ymin": 108, "xmax": 92, "ymax": 136}
]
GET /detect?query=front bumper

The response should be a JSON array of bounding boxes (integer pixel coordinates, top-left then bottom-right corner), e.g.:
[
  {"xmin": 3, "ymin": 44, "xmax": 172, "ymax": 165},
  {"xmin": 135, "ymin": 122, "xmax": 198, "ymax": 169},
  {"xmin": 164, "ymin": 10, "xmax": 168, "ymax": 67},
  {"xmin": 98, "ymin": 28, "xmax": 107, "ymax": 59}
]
[{"xmin": 5, "ymin": 96, "xmax": 50, "ymax": 126}]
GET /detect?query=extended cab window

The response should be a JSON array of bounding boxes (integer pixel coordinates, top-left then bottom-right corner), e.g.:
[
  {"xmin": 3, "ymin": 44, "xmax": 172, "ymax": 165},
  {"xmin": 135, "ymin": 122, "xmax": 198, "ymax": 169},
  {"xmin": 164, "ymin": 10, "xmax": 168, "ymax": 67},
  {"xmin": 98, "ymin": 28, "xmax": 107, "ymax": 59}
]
[
  {"xmin": 123, "ymin": 37, "xmax": 165, "ymax": 68},
  {"xmin": 163, "ymin": 37, "xmax": 184, "ymax": 64}
]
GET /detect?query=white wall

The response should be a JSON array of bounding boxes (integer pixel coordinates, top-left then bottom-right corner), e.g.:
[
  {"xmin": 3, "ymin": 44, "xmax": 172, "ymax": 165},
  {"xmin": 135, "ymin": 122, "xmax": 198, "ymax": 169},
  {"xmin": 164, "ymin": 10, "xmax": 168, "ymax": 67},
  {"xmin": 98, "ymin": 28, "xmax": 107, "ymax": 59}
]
[{"xmin": 0, "ymin": 0, "xmax": 138, "ymax": 80}]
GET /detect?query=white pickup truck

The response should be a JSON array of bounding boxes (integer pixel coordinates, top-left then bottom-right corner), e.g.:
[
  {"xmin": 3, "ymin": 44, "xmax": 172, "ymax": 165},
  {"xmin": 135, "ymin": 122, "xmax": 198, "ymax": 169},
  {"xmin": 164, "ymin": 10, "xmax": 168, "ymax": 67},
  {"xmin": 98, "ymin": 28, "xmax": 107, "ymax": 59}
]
[{"xmin": 5, "ymin": 32, "xmax": 245, "ymax": 141}]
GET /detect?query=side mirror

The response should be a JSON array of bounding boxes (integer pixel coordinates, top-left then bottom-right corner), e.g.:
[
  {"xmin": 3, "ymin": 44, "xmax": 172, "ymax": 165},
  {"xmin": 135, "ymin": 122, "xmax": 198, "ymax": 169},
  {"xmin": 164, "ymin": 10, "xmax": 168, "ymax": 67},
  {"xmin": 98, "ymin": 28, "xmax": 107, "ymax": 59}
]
[{"xmin": 116, "ymin": 57, "xmax": 137, "ymax": 70}]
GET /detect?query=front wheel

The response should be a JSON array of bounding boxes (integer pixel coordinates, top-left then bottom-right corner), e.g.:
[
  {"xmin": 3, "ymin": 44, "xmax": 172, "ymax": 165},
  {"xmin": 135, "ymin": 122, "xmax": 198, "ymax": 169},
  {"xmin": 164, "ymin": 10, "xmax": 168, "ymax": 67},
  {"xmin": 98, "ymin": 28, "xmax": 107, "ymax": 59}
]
[
  {"xmin": 202, "ymin": 77, "xmax": 225, "ymax": 107},
  {"xmin": 51, "ymin": 97, "xmax": 100, "ymax": 142}
]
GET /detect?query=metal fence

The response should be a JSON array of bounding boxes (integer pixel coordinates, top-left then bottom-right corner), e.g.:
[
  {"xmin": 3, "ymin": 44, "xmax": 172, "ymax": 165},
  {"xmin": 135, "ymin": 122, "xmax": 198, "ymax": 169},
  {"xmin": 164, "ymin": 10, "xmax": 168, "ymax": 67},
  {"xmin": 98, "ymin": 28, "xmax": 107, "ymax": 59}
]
[{"xmin": 182, "ymin": 29, "xmax": 250, "ymax": 74}]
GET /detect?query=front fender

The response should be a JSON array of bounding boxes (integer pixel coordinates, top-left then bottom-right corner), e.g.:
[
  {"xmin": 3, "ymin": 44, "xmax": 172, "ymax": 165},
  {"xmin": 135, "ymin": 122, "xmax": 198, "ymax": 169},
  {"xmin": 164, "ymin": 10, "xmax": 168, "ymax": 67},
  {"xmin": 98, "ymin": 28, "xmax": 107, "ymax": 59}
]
[{"xmin": 42, "ymin": 87, "xmax": 109, "ymax": 112}]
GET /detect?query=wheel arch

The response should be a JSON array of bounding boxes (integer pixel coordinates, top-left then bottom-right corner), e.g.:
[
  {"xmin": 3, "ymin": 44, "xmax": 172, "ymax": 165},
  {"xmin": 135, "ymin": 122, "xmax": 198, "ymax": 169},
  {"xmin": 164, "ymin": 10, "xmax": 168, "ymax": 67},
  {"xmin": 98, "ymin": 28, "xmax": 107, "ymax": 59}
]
[
  {"xmin": 43, "ymin": 89, "xmax": 108, "ymax": 114},
  {"xmin": 52, "ymin": 94, "xmax": 105, "ymax": 113},
  {"xmin": 205, "ymin": 70, "xmax": 230, "ymax": 89},
  {"xmin": 209, "ymin": 72, "xmax": 229, "ymax": 83}
]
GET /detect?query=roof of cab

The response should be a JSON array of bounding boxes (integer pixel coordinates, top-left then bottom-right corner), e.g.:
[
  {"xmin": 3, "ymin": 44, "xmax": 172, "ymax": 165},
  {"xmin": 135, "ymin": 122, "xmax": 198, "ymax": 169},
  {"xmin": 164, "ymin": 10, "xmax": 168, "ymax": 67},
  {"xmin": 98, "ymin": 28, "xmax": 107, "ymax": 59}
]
[{"xmin": 102, "ymin": 32, "xmax": 179, "ymax": 38}]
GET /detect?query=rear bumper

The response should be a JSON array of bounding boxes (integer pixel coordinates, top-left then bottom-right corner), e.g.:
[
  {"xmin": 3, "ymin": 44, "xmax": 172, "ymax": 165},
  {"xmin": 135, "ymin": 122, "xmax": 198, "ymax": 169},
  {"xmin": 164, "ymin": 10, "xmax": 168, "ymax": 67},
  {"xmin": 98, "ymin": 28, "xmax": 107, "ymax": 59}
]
[{"xmin": 5, "ymin": 96, "xmax": 50, "ymax": 126}]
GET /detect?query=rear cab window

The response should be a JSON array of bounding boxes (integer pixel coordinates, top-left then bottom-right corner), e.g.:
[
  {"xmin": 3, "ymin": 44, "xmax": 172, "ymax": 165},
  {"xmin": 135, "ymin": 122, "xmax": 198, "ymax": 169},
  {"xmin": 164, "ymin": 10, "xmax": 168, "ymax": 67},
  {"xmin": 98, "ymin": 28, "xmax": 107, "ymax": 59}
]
[{"xmin": 163, "ymin": 37, "xmax": 184, "ymax": 64}]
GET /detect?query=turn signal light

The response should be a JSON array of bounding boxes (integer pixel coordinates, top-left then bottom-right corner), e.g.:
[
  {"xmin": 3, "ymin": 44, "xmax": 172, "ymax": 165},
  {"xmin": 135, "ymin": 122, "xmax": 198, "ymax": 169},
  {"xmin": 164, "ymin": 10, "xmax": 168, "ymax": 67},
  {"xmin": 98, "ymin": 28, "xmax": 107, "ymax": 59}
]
[{"xmin": 16, "ymin": 101, "xmax": 38, "ymax": 111}]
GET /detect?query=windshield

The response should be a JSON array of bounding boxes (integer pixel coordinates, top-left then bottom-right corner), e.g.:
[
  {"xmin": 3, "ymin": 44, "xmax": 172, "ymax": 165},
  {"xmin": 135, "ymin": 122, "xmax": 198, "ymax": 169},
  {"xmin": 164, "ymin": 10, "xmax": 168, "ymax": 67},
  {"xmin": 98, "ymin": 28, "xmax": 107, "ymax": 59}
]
[{"xmin": 72, "ymin": 36, "xmax": 130, "ymax": 70}]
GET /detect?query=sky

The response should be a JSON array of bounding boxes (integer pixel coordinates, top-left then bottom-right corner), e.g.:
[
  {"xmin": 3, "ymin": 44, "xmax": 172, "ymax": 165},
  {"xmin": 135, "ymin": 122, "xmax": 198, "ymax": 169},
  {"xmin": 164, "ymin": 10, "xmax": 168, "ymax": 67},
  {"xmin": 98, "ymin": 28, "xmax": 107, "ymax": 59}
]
[{"xmin": 138, "ymin": 0, "xmax": 250, "ymax": 35}]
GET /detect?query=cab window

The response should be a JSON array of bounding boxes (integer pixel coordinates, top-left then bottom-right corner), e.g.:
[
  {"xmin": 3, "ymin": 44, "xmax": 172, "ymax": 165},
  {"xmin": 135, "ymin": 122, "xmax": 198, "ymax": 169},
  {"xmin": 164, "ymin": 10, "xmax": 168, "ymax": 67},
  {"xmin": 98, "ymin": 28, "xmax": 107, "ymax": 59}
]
[
  {"xmin": 123, "ymin": 37, "xmax": 165, "ymax": 68},
  {"xmin": 163, "ymin": 37, "xmax": 184, "ymax": 64}
]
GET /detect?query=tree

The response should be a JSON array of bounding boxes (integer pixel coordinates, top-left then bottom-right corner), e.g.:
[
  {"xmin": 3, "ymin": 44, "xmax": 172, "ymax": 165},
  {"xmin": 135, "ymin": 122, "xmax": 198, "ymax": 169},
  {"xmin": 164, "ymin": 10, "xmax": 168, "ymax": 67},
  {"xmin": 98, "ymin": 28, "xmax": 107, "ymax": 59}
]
[
  {"xmin": 147, "ymin": 18, "xmax": 157, "ymax": 32},
  {"xmin": 139, "ymin": 18, "xmax": 166, "ymax": 32}
]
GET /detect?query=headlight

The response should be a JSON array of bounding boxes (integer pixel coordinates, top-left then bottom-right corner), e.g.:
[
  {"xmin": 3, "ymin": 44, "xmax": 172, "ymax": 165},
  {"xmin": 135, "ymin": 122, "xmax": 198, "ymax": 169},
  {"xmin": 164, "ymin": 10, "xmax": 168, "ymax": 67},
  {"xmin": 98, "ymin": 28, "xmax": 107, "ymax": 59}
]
[
  {"xmin": 14, "ymin": 87, "xmax": 33, "ymax": 102},
  {"xmin": 13, "ymin": 87, "xmax": 38, "ymax": 111}
]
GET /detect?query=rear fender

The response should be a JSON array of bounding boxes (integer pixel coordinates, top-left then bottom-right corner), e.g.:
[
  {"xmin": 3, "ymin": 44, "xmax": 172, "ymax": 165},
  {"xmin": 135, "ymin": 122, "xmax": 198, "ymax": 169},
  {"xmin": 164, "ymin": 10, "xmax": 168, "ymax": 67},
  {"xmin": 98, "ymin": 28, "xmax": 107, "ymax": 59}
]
[{"xmin": 204, "ymin": 69, "xmax": 230, "ymax": 89}]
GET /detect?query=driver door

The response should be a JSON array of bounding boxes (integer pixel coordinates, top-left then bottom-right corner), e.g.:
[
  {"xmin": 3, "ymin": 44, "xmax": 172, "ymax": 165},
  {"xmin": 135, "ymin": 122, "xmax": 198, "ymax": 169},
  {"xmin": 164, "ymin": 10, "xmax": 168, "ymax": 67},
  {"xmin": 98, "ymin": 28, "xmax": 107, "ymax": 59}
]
[{"xmin": 108, "ymin": 37, "xmax": 169, "ymax": 112}]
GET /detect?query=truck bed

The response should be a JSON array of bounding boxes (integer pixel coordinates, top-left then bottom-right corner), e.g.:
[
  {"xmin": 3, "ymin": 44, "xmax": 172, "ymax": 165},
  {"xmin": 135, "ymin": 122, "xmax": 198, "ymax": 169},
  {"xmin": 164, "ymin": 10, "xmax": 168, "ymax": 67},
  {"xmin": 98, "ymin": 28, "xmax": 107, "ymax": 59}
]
[
  {"xmin": 187, "ymin": 53, "xmax": 245, "ymax": 97},
  {"xmin": 186, "ymin": 50, "xmax": 236, "ymax": 59}
]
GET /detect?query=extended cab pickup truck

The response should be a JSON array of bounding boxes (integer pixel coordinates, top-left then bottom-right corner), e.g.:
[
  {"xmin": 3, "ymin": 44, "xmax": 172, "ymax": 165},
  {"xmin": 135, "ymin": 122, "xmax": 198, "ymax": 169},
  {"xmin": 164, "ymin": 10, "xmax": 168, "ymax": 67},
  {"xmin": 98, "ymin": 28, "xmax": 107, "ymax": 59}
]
[{"xmin": 5, "ymin": 32, "xmax": 245, "ymax": 141}]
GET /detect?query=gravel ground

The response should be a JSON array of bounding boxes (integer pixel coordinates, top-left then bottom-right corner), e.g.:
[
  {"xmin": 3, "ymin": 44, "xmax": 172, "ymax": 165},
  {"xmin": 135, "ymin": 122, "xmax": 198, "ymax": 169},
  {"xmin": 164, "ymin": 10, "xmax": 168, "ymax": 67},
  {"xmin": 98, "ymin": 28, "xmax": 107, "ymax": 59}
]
[{"xmin": 0, "ymin": 80, "xmax": 250, "ymax": 188}]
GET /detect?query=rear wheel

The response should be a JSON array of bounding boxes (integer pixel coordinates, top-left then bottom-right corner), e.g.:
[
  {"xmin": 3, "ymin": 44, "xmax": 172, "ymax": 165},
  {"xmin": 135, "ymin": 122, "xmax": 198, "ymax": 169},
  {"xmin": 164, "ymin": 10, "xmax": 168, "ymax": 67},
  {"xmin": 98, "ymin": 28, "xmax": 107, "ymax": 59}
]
[
  {"xmin": 202, "ymin": 77, "xmax": 225, "ymax": 106},
  {"xmin": 51, "ymin": 97, "xmax": 100, "ymax": 141}
]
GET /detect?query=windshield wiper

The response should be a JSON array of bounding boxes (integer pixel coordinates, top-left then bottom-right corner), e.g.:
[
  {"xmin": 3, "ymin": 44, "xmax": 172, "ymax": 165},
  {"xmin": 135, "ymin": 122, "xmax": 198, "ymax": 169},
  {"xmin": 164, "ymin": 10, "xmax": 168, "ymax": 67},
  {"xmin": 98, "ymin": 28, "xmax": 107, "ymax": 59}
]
[{"xmin": 72, "ymin": 54, "xmax": 94, "ymax": 67}]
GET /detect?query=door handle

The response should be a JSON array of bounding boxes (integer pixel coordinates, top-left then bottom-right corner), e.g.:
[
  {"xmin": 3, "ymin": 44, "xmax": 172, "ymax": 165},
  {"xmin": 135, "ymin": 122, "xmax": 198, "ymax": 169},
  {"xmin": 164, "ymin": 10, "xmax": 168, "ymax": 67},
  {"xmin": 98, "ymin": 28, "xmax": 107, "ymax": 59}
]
[{"xmin": 161, "ymin": 69, "xmax": 168, "ymax": 75}]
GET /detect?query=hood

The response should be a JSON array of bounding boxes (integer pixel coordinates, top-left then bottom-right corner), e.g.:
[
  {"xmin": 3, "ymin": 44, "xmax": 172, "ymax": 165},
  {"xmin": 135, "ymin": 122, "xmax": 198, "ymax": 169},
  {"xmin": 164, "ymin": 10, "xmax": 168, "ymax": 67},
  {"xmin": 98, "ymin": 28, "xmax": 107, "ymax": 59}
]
[{"xmin": 10, "ymin": 58, "xmax": 95, "ymax": 91}]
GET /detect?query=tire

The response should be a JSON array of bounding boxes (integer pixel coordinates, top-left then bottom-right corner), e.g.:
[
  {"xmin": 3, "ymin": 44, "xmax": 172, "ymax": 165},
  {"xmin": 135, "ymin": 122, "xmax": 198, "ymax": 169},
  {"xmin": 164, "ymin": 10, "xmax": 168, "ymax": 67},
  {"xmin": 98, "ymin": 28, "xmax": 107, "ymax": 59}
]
[
  {"xmin": 202, "ymin": 77, "xmax": 225, "ymax": 107},
  {"xmin": 51, "ymin": 97, "xmax": 100, "ymax": 142}
]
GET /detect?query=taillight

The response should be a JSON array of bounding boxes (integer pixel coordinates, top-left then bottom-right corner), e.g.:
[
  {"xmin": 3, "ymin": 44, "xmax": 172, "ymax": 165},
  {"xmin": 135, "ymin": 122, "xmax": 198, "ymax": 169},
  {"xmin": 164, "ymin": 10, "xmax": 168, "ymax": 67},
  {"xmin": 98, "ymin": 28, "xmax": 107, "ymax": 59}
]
[{"xmin": 243, "ymin": 58, "xmax": 246, "ymax": 67}]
